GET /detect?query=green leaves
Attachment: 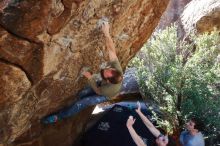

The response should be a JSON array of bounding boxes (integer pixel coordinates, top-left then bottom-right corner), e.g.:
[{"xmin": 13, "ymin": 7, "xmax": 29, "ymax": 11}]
[{"xmin": 129, "ymin": 25, "xmax": 220, "ymax": 140}]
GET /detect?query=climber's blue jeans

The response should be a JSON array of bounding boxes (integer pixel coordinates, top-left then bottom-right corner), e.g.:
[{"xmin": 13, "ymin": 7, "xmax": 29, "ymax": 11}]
[
  {"xmin": 46, "ymin": 87, "xmax": 108, "ymax": 121},
  {"xmin": 77, "ymin": 86, "xmax": 97, "ymax": 99}
]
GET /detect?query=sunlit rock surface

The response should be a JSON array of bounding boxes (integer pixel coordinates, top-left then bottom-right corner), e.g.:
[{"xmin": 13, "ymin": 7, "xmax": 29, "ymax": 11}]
[
  {"xmin": 0, "ymin": 0, "xmax": 169, "ymax": 145},
  {"xmin": 181, "ymin": 0, "xmax": 220, "ymax": 34},
  {"xmin": 157, "ymin": 0, "xmax": 191, "ymax": 29}
]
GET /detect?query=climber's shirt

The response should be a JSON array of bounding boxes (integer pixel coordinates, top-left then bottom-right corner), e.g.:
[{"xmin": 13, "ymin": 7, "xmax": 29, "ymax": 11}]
[{"xmin": 88, "ymin": 59, "xmax": 123, "ymax": 99}]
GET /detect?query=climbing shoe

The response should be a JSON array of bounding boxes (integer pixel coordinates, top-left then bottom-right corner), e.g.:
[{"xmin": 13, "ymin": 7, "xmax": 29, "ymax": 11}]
[{"xmin": 42, "ymin": 115, "xmax": 58, "ymax": 124}]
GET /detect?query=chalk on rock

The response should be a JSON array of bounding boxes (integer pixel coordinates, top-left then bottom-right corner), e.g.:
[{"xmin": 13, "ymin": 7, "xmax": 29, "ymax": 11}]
[{"xmin": 97, "ymin": 17, "xmax": 109, "ymax": 29}]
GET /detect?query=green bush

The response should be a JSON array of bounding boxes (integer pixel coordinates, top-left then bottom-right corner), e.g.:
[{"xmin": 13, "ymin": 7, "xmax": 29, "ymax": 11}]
[{"xmin": 130, "ymin": 25, "xmax": 220, "ymax": 142}]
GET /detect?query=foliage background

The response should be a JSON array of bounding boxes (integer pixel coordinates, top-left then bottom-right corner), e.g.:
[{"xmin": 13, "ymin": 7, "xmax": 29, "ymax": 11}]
[{"xmin": 129, "ymin": 25, "xmax": 220, "ymax": 144}]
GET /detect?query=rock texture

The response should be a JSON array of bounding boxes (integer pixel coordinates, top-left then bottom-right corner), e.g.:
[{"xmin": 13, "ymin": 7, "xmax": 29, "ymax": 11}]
[
  {"xmin": 120, "ymin": 68, "xmax": 139, "ymax": 94},
  {"xmin": 0, "ymin": 0, "xmax": 169, "ymax": 145},
  {"xmin": 157, "ymin": 0, "xmax": 191, "ymax": 30},
  {"xmin": 181, "ymin": 0, "xmax": 220, "ymax": 34}
]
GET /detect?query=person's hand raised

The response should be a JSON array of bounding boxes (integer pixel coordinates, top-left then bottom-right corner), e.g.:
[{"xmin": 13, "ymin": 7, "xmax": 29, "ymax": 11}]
[
  {"xmin": 135, "ymin": 101, "xmax": 141, "ymax": 113},
  {"xmin": 126, "ymin": 116, "xmax": 136, "ymax": 128}
]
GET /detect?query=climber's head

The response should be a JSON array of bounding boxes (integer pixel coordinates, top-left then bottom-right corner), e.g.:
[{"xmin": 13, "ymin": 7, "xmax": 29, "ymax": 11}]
[{"xmin": 101, "ymin": 68, "xmax": 122, "ymax": 84}]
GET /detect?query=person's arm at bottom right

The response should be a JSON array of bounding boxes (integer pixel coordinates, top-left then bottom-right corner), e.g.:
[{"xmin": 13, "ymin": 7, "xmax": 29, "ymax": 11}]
[{"xmin": 127, "ymin": 116, "xmax": 147, "ymax": 146}]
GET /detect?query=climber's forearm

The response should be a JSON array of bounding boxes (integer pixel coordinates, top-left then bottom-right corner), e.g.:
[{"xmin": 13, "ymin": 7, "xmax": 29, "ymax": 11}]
[
  {"xmin": 88, "ymin": 78, "xmax": 101, "ymax": 95},
  {"xmin": 104, "ymin": 32, "xmax": 118, "ymax": 61}
]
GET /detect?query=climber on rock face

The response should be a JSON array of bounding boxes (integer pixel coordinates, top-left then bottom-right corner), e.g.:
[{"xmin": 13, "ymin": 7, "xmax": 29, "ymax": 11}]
[
  {"xmin": 42, "ymin": 20, "xmax": 123, "ymax": 124},
  {"xmin": 82, "ymin": 20, "xmax": 123, "ymax": 99}
]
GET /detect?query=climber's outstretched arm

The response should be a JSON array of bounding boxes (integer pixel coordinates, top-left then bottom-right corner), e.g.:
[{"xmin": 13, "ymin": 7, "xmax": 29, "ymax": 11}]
[{"xmin": 101, "ymin": 22, "xmax": 118, "ymax": 61}]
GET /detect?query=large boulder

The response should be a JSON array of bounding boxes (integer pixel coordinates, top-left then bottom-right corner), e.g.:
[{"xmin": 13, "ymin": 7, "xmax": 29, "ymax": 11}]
[
  {"xmin": 157, "ymin": 0, "xmax": 191, "ymax": 30},
  {"xmin": 181, "ymin": 0, "xmax": 220, "ymax": 34},
  {"xmin": 0, "ymin": 0, "xmax": 169, "ymax": 145}
]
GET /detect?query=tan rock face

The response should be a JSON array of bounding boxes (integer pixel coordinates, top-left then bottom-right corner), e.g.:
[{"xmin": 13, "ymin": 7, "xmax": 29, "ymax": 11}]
[
  {"xmin": 0, "ymin": 27, "xmax": 44, "ymax": 83},
  {"xmin": 0, "ymin": 62, "xmax": 31, "ymax": 106},
  {"xmin": 181, "ymin": 0, "xmax": 220, "ymax": 34},
  {"xmin": 0, "ymin": 0, "xmax": 169, "ymax": 145},
  {"xmin": 0, "ymin": 0, "xmax": 50, "ymax": 41},
  {"xmin": 0, "ymin": 62, "xmax": 31, "ymax": 143}
]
